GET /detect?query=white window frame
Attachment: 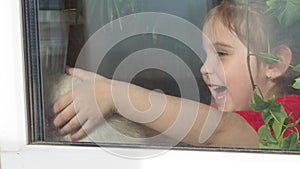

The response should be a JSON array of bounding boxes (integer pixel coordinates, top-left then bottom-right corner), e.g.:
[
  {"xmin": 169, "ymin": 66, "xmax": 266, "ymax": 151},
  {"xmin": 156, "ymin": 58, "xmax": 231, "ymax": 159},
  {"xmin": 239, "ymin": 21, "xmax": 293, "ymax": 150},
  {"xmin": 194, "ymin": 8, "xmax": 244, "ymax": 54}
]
[{"xmin": 0, "ymin": 0, "xmax": 300, "ymax": 168}]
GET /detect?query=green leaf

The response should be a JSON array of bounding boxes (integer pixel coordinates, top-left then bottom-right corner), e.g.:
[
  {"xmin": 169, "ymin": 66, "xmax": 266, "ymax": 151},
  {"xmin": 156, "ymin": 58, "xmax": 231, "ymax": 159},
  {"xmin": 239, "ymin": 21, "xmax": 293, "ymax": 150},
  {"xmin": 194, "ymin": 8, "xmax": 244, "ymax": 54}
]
[
  {"xmin": 265, "ymin": 0, "xmax": 300, "ymax": 27},
  {"xmin": 293, "ymin": 64, "xmax": 300, "ymax": 72},
  {"xmin": 257, "ymin": 52, "xmax": 280, "ymax": 64},
  {"xmin": 251, "ymin": 89, "xmax": 269, "ymax": 112},
  {"xmin": 262, "ymin": 113, "xmax": 273, "ymax": 126},
  {"xmin": 267, "ymin": 96, "xmax": 281, "ymax": 112},
  {"xmin": 292, "ymin": 77, "xmax": 300, "ymax": 89},
  {"xmin": 271, "ymin": 106, "xmax": 288, "ymax": 123},
  {"xmin": 264, "ymin": 0, "xmax": 286, "ymax": 17},
  {"xmin": 272, "ymin": 120, "xmax": 283, "ymax": 139},
  {"xmin": 259, "ymin": 125, "xmax": 278, "ymax": 143},
  {"xmin": 282, "ymin": 132, "xmax": 292, "ymax": 148},
  {"xmin": 281, "ymin": 0, "xmax": 300, "ymax": 27},
  {"xmin": 270, "ymin": 106, "xmax": 288, "ymax": 138},
  {"xmin": 259, "ymin": 141, "xmax": 268, "ymax": 148},
  {"xmin": 282, "ymin": 131, "xmax": 300, "ymax": 150},
  {"xmin": 289, "ymin": 131, "xmax": 300, "ymax": 150}
]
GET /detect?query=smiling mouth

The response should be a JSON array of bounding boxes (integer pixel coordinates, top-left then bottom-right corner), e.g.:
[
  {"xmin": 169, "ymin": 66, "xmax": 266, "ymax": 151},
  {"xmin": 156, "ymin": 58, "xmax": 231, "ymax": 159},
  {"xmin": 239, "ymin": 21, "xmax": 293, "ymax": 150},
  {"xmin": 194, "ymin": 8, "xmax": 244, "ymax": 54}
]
[
  {"xmin": 212, "ymin": 85, "xmax": 226, "ymax": 98},
  {"xmin": 209, "ymin": 85, "xmax": 227, "ymax": 108}
]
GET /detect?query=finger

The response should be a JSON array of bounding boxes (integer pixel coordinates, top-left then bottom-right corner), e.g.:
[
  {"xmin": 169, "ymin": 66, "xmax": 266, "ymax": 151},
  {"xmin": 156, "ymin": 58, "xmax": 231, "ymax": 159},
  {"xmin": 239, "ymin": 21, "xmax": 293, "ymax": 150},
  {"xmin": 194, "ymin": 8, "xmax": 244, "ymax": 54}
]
[
  {"xmin": 58, "ymin": 115, "xmax": 87, "ymax": 136},
  {"xmin": 70, "ymin": 120, "xmax": 94, "ymax": 141},
  {"xmin": 52, "ymin": 90, "xmax": 73, "ymax": 114},
  {"xmin": 66, "ymin": 67, "xmax": 95, "ymax": 81},
  {"xmin": 53, "ymin": 102, "xmax": 76, "ymax": 128}
]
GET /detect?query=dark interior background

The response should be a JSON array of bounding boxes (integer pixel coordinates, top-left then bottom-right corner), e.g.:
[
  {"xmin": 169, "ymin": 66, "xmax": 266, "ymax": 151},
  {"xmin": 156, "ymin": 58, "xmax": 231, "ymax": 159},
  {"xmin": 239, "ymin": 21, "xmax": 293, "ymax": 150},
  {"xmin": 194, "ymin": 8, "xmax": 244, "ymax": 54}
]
[{"xmin": 39, "ymin": 0, "xmax": 223, "ymax": 104}]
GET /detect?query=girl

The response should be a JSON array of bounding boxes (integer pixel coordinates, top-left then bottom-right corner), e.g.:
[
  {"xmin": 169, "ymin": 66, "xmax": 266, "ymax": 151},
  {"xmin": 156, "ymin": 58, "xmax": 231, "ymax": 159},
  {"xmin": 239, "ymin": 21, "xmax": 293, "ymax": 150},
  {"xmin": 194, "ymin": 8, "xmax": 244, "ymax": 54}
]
[{"xmin": 51, "ymin": 0, "xmax": 300, "ymax": 148}]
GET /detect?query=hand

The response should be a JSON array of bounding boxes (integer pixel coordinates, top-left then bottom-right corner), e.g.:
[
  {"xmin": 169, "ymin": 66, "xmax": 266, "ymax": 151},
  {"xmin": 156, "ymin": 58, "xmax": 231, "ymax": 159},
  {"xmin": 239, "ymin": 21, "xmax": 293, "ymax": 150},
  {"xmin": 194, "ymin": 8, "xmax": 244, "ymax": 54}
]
[{"xmin": 52, "ymin": 67, "xmax": 115, "ymax": 141}]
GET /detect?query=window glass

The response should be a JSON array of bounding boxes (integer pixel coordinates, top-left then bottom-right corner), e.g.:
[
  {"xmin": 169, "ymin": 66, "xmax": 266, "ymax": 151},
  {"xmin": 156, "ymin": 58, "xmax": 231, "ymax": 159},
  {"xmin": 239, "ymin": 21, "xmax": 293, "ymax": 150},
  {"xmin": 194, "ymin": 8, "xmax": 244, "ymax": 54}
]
[
  {"xmin": 24, "ymin": 0, "xmax": 300, "ymax": 154},
  {"xmin": 36, "ymin": 0, "xmax": 213, "ymax": 147}
]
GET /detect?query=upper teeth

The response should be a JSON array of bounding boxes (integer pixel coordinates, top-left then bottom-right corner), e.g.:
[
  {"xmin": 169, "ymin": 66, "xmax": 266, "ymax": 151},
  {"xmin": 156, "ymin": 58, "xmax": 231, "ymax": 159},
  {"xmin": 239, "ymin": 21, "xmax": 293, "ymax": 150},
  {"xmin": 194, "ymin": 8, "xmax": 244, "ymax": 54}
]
[
  {"xmin": 212, "ymin": 86, "xmax": 220, "ymax": 90},
  {"xmin": 217, "ymin": 95, "xmax": 226, "ymax": 99}
]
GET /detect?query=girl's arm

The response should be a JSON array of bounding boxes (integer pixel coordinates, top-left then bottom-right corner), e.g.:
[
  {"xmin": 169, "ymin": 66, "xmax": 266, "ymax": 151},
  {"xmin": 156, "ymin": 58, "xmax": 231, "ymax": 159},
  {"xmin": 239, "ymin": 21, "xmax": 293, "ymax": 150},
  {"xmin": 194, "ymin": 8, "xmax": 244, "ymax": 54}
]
[
  {"xmin": 113, "ymin": 79, "xmax": 258, "ymax": 147},
  {"xmin": 52, "ymin": 68, "xmax": 258, "ymax": 147}
]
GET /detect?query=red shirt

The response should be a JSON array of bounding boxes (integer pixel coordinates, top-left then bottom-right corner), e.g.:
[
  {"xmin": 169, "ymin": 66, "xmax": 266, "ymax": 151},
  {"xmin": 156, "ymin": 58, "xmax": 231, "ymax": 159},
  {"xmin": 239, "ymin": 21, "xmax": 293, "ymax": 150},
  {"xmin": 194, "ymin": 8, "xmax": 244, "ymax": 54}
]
[{"xmin": 236, "ymin": 94, "xmax": 300, "ymax": 133}]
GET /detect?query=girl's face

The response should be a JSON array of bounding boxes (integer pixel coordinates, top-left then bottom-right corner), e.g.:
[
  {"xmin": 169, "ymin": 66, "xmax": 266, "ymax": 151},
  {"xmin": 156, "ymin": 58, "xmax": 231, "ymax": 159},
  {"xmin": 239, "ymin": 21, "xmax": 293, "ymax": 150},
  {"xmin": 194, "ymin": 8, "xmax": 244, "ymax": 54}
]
[{"xmin": 201, "ymin": 19, "xmax": 268, "ymax": 112}]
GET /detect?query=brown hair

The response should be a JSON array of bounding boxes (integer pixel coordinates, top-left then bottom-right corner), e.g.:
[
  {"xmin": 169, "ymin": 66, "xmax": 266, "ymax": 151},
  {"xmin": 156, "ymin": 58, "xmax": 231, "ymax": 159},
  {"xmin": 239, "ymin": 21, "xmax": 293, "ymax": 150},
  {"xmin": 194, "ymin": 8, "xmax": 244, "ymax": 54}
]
[{"xmin": 204, "ymin": 0, "xmax": 300, "ymax": 95}]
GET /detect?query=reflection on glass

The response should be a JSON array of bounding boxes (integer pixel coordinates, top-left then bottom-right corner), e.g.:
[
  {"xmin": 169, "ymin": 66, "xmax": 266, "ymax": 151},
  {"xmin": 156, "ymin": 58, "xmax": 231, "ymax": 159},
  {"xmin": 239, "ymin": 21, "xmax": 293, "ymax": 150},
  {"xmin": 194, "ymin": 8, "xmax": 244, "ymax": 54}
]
[
  {"xmin": 31, "ymin": 0, "xmax": 300, "ymax": 154},
  {"xmin": 39, "ymin": 0, "xmax": 212, "ymax": 146}
]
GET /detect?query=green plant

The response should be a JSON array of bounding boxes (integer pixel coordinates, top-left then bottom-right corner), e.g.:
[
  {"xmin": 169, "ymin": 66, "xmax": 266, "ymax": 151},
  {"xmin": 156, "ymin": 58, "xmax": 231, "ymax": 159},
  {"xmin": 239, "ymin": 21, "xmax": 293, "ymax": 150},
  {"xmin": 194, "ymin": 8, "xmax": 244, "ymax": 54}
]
[
  {"xmin": 251, "ymin": 89, "xmax": 300, "ymax": 149},
  {"xmin": 75, "ymin": 0, "xmax": 143, "ymax": 26},
  {"xmin": 246, "ymin": 0, "xmax": 300, "ymax": 150},
  {"xmin": 264, "ymin": 0, "xmax": 300, "ymax": 27},
  {"xmin": 73, "ymin": 0, "xmax": 163, "ymax": 43}
]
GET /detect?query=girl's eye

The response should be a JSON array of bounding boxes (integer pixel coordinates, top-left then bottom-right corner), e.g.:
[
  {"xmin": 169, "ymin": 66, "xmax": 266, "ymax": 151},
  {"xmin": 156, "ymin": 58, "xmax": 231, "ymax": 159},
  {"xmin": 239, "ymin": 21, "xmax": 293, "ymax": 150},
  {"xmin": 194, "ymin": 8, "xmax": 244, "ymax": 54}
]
[{"xmin": 217, "ymin": 51, "xmax": 228, "ymax": 57}]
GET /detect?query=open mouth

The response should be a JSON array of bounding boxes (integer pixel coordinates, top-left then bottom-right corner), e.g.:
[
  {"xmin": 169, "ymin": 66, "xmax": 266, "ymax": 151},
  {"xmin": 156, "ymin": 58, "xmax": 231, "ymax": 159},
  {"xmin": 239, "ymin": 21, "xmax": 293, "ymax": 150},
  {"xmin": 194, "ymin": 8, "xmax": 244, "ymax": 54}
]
[
  {"xmin": 210, "ymin": 85, "xmax": 227, "ymax": 108},
  {"xmin": 212, "ymin": 86, "xmax": 227, "ymax": 98}
]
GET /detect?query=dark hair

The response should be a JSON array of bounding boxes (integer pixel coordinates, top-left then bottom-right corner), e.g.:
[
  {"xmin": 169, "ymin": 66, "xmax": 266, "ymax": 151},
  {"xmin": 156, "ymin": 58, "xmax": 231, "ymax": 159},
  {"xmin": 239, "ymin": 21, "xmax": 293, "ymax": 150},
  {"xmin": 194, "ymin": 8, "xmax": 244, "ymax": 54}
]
[{"xmin": 204, "ymin": 0, "xmax": 300, "ymax": 95}]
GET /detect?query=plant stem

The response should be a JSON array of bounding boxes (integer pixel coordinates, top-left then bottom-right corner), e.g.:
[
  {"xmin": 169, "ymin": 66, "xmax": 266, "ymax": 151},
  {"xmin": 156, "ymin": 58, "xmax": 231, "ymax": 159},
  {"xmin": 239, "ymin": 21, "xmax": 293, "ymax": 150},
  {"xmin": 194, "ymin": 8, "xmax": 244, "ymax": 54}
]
[
  {"xmin": 112, "ymin": 0, "xmax": 123, "ymax": 30},
  {"xmin": 258, "ymin": 52, "xmax": 295, "ymax": 69},
  {"xmin": 246, "ymin": 0, "xmax": 256, "ymax": 90},
  {"xmin": 294, "ymin": 127, "xmax": 300, "ymax": 143},
  {"xmin": 269, "ymin": 109, "xmax": 288, "ymax": 128}
]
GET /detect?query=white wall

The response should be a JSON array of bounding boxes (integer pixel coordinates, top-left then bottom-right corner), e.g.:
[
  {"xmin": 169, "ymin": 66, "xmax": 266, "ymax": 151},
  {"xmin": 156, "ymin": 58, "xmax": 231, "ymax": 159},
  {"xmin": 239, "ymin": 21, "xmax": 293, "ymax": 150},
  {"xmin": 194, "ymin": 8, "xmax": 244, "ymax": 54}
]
[{"xmin": 0, "ymin": 0, "xmax": 27, "ymax": 151}]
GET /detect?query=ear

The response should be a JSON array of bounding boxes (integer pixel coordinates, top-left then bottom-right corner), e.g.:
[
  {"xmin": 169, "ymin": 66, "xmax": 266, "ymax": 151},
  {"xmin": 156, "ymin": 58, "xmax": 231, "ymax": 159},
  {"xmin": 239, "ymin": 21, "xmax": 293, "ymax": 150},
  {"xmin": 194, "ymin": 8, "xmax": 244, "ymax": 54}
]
[{"xmin": 265, "ymin": 45, "xmax": 292, "ymax": 79}]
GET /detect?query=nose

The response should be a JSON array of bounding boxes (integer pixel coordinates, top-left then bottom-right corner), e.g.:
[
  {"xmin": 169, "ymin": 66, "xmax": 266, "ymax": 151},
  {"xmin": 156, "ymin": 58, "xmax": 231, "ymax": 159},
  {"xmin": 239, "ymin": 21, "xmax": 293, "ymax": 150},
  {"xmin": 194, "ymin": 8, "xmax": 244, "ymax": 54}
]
[
  {"xmin": 200, "ymin": 61, "xmax": 209, "ymax": 75},
  {"xmin": 200, "ymin": 62, "xmax": 211, "ymax": 86}
]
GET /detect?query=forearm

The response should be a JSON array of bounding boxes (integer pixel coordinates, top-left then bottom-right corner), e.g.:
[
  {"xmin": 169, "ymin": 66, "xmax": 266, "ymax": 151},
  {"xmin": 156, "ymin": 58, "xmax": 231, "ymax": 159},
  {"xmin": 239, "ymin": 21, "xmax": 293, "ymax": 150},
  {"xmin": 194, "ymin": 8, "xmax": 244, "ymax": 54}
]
[
  {"xmin": 54, "ymin": 68, "xmax": 258, "ymax": 147},
  {"xmin": 110, "ymin": 80, "xmax": 259, "ymax": 147},
  {"xmin": 111, "ymin": 80, "xmax": 212, "ymax": 145}
]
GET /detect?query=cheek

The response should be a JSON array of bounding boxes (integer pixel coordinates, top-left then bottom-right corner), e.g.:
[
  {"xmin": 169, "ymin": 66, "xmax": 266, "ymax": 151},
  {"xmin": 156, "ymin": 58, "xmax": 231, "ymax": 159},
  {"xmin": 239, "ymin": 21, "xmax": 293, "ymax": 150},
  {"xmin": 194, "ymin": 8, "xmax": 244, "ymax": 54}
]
[
  {"xmin": 224, "ymin": 61, "xmax": 249, "ymax": 83},
  {"xmin": 226, "ymin": 80, "xmax": 254, "ymax": 110},
  {"xmin": 224, "ymin": 61, "xmax": 253, "ymax": 96}
]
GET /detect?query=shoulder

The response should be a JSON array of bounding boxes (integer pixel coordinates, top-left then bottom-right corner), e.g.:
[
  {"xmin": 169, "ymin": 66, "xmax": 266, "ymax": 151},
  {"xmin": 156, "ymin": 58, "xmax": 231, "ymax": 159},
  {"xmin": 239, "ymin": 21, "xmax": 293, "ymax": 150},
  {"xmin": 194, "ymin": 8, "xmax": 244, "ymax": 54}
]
[{"xmin": 207, "ymin": 111, "xmax": 259, "ymax": 148}]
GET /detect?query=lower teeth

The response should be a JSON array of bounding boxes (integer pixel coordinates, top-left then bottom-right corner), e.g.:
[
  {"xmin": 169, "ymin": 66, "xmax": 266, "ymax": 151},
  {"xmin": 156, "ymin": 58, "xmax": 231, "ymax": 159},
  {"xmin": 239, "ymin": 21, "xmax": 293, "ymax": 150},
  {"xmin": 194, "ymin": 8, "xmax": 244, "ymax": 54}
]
[{"xmin": 217, "ymin": 95, "xmax": 225, "ymax": 99}]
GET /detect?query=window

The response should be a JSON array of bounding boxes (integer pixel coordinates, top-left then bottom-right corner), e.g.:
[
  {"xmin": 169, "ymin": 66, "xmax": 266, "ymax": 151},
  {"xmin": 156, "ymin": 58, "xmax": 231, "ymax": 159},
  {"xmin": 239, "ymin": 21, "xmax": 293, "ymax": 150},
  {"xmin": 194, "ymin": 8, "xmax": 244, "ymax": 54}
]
[
  {"xmin": 0, "ymin": 0, "xmax": 299, "ymax": 168},
  {"xmin": 26, "ymin": 0, "xmax": 300, "ymax": 152},
  {"xmin": 30, "ymin": 0, "xmax": 214, "ymax": 148},
  {"xmin": 1, "ymin": 0, "xmax": 300, "ymax": 168}
]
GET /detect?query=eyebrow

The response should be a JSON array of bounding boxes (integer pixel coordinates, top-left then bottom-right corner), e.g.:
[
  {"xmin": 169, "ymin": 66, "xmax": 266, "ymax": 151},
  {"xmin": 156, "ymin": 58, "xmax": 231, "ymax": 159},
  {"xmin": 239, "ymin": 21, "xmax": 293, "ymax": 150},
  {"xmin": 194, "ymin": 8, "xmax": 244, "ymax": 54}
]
[{"xmin": 213, "ymin": 42, "xmax": 234, "ymax": 49}]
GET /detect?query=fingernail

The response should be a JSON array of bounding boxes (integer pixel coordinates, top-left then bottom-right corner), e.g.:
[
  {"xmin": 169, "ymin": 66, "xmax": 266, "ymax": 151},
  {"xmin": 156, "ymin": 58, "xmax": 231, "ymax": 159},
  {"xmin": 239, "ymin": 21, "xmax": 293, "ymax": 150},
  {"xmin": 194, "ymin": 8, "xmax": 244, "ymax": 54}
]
[
  {"xmin": 71, "ymin": 136, "xmax": 77, "ymax": 142},
  {"xmin": 65, "ymin": 65, "xmax": 72, "ymax": 74}
]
